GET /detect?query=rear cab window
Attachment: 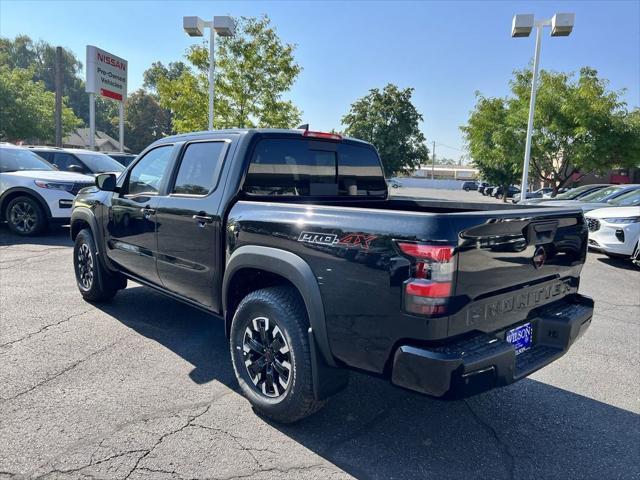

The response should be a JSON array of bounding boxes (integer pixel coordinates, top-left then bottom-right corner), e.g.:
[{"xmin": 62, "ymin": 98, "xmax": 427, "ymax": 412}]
[{"xmin": 243, "ymin": 136, "xmax": 387, "ymax": 198}]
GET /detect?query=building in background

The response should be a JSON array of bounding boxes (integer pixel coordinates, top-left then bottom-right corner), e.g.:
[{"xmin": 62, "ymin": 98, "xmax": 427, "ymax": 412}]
[{"xmin": 62, "ymin": 128, "xmax": 130, "ymax": 152}]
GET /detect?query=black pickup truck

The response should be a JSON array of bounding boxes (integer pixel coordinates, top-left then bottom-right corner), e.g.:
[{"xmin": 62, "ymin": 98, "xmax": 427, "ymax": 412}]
[{"xmin": 70, "ymin": 129, "xmax": 594, "ymax": 423}]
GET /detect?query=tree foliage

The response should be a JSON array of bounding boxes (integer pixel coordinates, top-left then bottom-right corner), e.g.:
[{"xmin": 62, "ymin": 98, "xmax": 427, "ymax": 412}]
[
  {"xmin": 153, "ymin": 15, "xmax": 302, "ymax": 132},
  {"xmin": 122, "ymin": 89, "xmax": 171, "ymax": 153},
  {"xmin": 0, "ymin": 65, "xmax": 80, "ymax": 142},
  {"xmin": 460, "ymin": 95, "xmax": 521, "ymax": 200},
  {"xmin": 463, "ymin": 66, "xmax": 640, "ymax": 194},
  {"xmin": 341, "ymin": 84, "xmax": 429, "ymax": 176}
]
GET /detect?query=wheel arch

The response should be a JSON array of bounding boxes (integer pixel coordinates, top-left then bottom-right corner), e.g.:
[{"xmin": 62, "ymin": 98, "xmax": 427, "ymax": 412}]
[
  {"xmin": 223, "ymin": 245, "xmax": 336, "ymax": 367},
  {"xmin": 0, "ymin": 187, "xmax": 52, "ymax": 221}
]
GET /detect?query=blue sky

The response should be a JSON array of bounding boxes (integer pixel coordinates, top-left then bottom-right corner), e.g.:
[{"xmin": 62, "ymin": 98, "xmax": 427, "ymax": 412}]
[{"xmin": 1, "ymin": 0, "xmax": 638, "ymax": 160}]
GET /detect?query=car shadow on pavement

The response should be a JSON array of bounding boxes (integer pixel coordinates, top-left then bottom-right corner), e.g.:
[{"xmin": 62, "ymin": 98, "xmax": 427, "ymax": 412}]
[
  {"xmin": 97, "ymin": 284, "xmax": 639, "ymax": 480},
  {"xmin": 0, "ymin": 225, "xmax": 72, "ymax": 247},
  {"xmin": 595, "ymin": 254, "xmax": 638, "ymax": 271}
]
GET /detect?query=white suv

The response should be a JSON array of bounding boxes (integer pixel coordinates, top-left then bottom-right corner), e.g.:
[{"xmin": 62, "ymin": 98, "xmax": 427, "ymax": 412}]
[{"xmin": 0, "ymin": 144, "xmax": 94, "ymax": 235}]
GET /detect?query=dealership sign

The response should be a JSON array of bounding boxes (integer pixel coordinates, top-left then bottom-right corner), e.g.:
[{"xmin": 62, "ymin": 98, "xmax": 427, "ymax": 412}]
[{"xmin": 86, "ymin": 45, "xmax": 127, "ymax": 101}]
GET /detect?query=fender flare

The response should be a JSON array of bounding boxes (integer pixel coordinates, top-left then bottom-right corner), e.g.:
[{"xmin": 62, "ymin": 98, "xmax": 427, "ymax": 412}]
[
  {"xmin": 70, "ymin": 207, "xmax": 116, "ymax": 272},
  {"xmin": 222, "ymin": 245, "xmax": 336, "ymax": 367},
  {"xmin": 0, "ymin": 187, "xmax": 53, "ymax": 220}
]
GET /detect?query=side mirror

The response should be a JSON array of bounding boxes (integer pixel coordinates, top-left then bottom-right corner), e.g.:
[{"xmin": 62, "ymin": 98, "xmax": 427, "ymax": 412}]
[
  {"xmin": 68, "ymin": 164, "xmax": 85, "ymax": 173},
  {"xmin": 95, "ymin": 173, "xmax": 117, "ymax": 192}
]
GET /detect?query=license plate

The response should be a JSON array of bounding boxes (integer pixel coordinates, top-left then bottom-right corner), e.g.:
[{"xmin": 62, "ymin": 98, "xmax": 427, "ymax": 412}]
[{"xmin": 506, "ymin": 322, "xmax": 533, "ymax": 355}]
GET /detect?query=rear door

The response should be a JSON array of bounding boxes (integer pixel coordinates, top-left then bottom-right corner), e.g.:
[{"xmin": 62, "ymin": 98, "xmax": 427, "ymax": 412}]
[
  {"xmin": 155, "ymin": 139, "xmax": 231, "ymax": 309},
  {"xmin": 448, "ymin": 208, "xmax": 588, "ymax": 335}
]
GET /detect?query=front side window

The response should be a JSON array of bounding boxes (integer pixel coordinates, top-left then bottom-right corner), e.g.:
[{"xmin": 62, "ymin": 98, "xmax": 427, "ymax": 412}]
[
  {"xmin": 243, "ymin": 138, "xmax": 386, "ymax": 197},
  {"xmin": 610, "ymin": 189, "xmax": 640, "ymax": 206},
  {"xmin": 125, "ymin": 146, "xmax": 173, "ymax": 196},
  {"xmin": 52, "ymin": 153, "xmax": 83, "ymax": 172},
  {"xmin": 172, "ymin": 141, "xmax": 226, "ymax": 195}
]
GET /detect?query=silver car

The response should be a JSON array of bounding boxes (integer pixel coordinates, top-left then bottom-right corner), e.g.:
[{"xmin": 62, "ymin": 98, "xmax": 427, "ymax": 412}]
[{"xmin": 540, "ymin": 184, "xmax": 640, "ymax": 213}]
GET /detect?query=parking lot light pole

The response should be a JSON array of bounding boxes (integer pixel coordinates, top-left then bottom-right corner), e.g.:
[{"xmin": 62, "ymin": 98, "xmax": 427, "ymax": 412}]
[
  {"xmin": 512, "ymin": 13, "xmax": 575, "ymax": 198},
  {"xmin": 183, "ymin": 15, "xmax": 235, "ymax": 130}
]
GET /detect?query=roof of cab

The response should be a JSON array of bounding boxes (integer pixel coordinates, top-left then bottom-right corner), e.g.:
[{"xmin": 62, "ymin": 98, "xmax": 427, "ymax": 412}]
[{"xmin": 149, "ymin": 128, "xmax": 372, "ymax": 148}]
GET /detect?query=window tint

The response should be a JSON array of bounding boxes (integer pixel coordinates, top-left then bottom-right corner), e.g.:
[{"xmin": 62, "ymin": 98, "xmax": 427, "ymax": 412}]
[
  {"xmin": 126, "ymin": 146, "xmax": 173, "ymax": 196},
  {"xmin": 244, "ymin": 139, "xmax": 386, "ymax": 197},
  {"xmin": 172, "ymin": 142, "xmax": 226, "ymax": 195},
  {"xmin": 52, "ymin": 153, "xmax": 84, "ymax": 172},
  {"xmin": 33, "ymin": 151, "xmax": 52, "ymax": 162}
]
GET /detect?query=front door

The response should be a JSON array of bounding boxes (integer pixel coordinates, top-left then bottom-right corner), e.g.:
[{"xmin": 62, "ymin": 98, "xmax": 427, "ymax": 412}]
[
  {"xmin": 156, "ymin": 140, "xmax": 229, "ymax": 309},
  {"xmin": 105, "ymin": 145, "xmax": 174, "ymax": 285}
]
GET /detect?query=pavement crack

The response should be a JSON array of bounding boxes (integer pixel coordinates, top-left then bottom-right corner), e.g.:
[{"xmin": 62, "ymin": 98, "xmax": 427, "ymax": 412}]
[
  {"xmin": 464, "ymin": 399, "xmax": 515, "ymax": 480},
  {"xmin": 0, "ymin": 341, "xmax": 117, "ymax": 403},
  {"xmin": 123, "ymin": 404, "xmax": 213, "ymax": 479},
  {"xmin": 0, "ymin": 309, "xmax": 92, "ymax": 350}
]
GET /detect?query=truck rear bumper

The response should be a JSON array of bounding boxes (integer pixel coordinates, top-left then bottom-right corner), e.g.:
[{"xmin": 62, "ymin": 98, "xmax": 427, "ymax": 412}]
[{"xmin": 390, "ymin": 294, "xmax": 593, "ymax": 398}]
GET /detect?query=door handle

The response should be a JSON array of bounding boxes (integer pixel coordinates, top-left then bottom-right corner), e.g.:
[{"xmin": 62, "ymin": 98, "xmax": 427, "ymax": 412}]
[{"xmin": 193, "ymin": 214, "xmax": 213, "ymax": 225}]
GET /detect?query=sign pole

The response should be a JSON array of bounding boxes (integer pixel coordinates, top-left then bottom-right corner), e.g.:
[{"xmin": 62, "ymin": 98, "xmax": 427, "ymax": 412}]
[
  {"xmin": 54, "ymin": 46, "xmax": 63, "ymax": 147},
  {"xmin": 118, "ymin": 102, "xmax": 124, "ymax": 152},
  {"xmin": 89, "ymin": 92, "xmax": 96, "ymax": 151}
]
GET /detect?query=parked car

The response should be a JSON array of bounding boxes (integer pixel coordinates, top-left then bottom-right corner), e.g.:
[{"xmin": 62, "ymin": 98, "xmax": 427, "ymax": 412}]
[
  {"xmin": 27, "ymin": 146, "xmax": 125, "ymax": 176},
  {"xmin": 541, "ymin": 184, "xmax": 640, "ymax": 213},
  {"xmin": 70, "ymin": 128, "xmax": 593, "ymax": 423},
  {"xmin": 493, "ymin": 185, "xmax": 520, "ymax": 199},
  {"xmin": 484, "ymin": 186, "xmax": 497, "ymax": 196},
  {"xmin": 386, "ymin": 177, "xmax": 403, "ymax": 188},
  {"xmin": 477, "ymin": 182, "xmax": 490, "ymax": 194},
  {"xmin": 0, "ymin": 144, "xmax": 94, "ymax": 235},
  {"xmin": 512, "ymin": 187, "xmax": 553, "ymax": 203},
  {"xmin": 542, "ymin": 187, "xmax": 569, "ymax": 199},
  {"xmin": 461, "ymin": 181, "xmax": 478, "ymax": 191},
  {"xmin": 108, "ymin": 152, "xmax": 137, "ymax": 167},
  {"xmin": 520, "ymin": 184, "xmax": 610, "ymax": 205},
  {"xmin": 585, "ymin": 205, "xmax": 640, "ymax": 263}
]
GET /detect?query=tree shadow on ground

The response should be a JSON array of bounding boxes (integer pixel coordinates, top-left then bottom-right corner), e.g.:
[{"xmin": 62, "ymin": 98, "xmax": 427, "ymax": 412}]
[{"xmin": 97, "ymin": 284, "xmax": 640, "ymax": 480}]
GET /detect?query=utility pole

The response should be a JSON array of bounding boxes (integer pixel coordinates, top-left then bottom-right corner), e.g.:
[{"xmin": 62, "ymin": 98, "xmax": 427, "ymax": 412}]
[
  {"xmin": 54, "ymin": 46, "xmax": 63, "ymax": 147},
  {"xmin": 431, "ymin": 141, "xmax": 436, "ymax": 180}
]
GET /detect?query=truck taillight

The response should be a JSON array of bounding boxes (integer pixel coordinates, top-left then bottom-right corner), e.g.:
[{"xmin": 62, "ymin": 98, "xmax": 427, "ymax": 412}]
[{"xmin": 397, "ymin": 242, "xmax": 455, "ymax": 316}]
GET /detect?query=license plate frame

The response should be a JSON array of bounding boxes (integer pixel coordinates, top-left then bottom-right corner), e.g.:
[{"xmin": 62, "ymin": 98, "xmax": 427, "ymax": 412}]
[{"xmin": 505, "ymin": 322, "xmax": 533, "ymax": 355}]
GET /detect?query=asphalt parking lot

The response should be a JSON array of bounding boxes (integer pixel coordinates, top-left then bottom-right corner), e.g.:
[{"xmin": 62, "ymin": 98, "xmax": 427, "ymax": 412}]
[{"xmin": 1, "ymin": 189, "xmax": 639, "ymax": 480}]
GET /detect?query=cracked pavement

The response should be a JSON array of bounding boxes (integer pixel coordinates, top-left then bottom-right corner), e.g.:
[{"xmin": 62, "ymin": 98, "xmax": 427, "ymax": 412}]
[{"xmin": 0, "ymin": 219, "xmax": 638, "ymax": 480}]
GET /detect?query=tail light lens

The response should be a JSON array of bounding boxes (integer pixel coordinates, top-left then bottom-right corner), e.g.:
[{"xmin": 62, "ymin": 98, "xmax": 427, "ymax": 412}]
[{"xmin": 397, "ymin": 242, "xmax": 455, "ymax": 316}]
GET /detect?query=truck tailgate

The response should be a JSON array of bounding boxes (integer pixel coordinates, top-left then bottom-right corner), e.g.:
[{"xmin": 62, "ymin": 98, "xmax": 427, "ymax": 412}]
[{"xmin": 447, "ymin": 207, "xmax": 588, "ymax": 336}]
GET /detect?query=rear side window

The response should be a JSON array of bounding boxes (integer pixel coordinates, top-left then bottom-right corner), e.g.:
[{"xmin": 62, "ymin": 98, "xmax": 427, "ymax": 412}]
[
  {"xmin": 244, "ymin": 138, "xmax": 386, "ymax": 197},
  {"xmin": 172, "ymin": 141, "xmax": 226, "ymax": 196}
]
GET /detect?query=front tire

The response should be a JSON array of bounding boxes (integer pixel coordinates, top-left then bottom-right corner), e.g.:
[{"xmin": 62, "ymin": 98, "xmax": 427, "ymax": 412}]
[
  {"xmin": 230, "ymin": 286, "xmax": 325, "ymax": 423},
  {"xmin": 5, "ymin": 196, "xmax": 46, "ymax": 236},
  {"xmin": 73, "ymin": 228, "xmax": 126, "ymax": 302}
]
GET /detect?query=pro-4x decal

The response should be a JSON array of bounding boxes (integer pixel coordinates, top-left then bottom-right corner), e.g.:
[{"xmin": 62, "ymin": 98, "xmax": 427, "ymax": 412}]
[{"xmin": 298, "ymin": 231, "xmax": 377, "ymax": 250}]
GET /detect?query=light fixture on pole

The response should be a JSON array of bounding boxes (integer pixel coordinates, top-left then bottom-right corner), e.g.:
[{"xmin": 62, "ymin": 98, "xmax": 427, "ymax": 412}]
[
  {"xmin": 511, "ymin": 13, "xmax": 574, "ymax": 198},
  {"xmin": 183, "ymin": 15, "xmax": 235, "ymax": 130}
]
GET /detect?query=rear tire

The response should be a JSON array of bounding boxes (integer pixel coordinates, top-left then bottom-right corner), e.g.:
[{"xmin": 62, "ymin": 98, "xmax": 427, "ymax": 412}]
[
  {"xmin": 5, "ymin": 196, "xmax": 46, "ymax": 236},
  {"xmin": 230, "ymin": 286, "xmax": 325, "ymax": 423},
  {"xmin": 73, "ymin": 228, "xmax": 126, "ymax": 302}
]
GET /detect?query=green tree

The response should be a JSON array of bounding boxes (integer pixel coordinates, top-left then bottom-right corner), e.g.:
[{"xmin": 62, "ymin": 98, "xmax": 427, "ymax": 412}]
[
  {"xmin": 460, "ymin": 95, "xmax": 522, "ymax": 201},
  {"xmin": 122, "ymin": 89, "xmax": 171, "ymax": 153},
  {"xmin": 155, "ymin": 15, "xmax": 302, "ymax": 132},
  {"xmin": 341, "ymin": 84, "xmax": 429, "ymax": 176},
  {"xmin": 0, "ymin": 65, "xmax": 80, "ymax": 142},
  {"xmin": 509, "ymin": 67, "xmax": 640, "ymax": 193},
  {"xmin": 143, "ymin": 61, "xmax": 187, "ymax": 91},
  {"xmin": 1, "ymin": 35, "xmax": 88, "ymax": 124}
]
